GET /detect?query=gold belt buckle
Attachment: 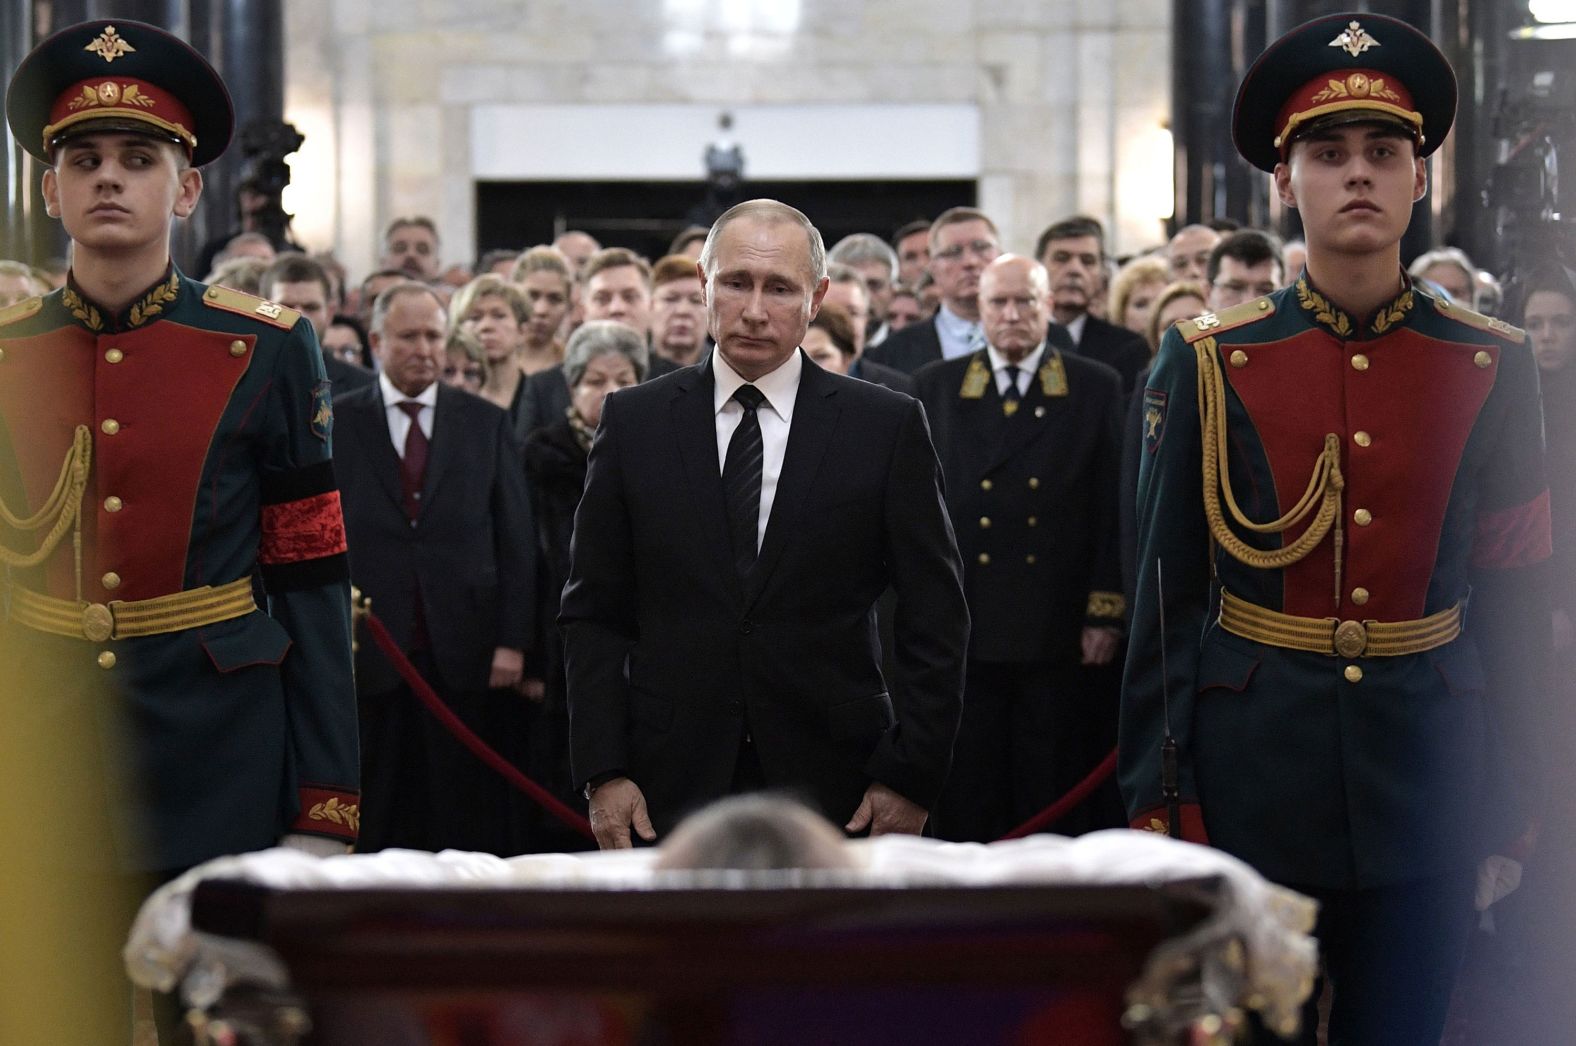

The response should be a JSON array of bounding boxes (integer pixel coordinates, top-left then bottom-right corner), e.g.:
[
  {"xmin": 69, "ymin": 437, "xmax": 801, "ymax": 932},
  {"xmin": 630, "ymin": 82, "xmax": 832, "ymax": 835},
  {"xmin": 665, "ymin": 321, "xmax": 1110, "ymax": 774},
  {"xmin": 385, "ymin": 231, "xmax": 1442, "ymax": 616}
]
[
  {"xmin": 1333, "ymin": 619, "xmax": 1367, "ymax": 659},
  {"xmin": 81, "ymin": 602, "xmax": 115, "ymax": 642}
]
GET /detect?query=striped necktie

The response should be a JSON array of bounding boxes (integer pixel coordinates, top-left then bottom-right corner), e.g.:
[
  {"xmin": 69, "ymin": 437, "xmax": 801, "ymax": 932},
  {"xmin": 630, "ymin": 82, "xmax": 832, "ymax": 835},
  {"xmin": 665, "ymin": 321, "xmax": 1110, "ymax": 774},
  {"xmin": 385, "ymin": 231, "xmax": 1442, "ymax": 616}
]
[{"xmin": 722, "ymin": 384, "xmax": 766, "ymax": 577}]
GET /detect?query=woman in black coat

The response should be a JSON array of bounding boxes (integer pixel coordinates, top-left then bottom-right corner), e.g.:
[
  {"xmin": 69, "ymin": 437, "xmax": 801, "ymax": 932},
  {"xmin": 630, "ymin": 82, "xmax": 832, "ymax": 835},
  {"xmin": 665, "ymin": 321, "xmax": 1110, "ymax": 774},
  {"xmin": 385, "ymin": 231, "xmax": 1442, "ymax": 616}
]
[{"xmin": 522, "ymin": 321, "xmax": 646, "ymax": 848}]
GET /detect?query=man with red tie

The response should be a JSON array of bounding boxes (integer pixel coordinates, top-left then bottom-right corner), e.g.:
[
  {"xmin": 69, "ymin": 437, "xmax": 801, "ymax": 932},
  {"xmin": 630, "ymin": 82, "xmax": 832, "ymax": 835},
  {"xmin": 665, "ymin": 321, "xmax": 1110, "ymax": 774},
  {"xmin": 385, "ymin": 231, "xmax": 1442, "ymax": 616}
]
[{"xmin": 331, "ymin": 282, "xmax": 537, "ymax": 854}]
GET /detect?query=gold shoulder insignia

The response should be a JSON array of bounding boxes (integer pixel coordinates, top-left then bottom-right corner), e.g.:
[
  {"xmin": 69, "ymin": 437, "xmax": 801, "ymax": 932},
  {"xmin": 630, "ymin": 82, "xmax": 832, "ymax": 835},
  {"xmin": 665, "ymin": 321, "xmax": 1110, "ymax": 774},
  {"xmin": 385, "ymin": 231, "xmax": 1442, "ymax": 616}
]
[
  {"xmin": 1179, "ymin": 296, "xmax": 1276, "ymax": 344},
  {"xmin": 201, "ymin": 284, "xmax": 301, "ymax": 331},
  {"xmin": 0, "ymin": 295, "xmax": 43, "ymax": 329},
  {"xmin": 1433, "ymin": 297, "xmax": 1526, "ymax": 345}
]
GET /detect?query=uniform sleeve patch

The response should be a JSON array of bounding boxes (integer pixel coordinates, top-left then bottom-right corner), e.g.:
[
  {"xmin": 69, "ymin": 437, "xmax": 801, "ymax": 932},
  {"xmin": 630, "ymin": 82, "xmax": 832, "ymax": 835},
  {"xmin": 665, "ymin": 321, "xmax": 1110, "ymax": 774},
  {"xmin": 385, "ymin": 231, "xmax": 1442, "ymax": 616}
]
[
  {"xmin": 1143, "ymin": 388, "xmax": 1168, "ymax": 454},
  {"xmin": 1472, "ymin": 489, "xmax": 1553, "ymax": 569},
  {"xmin": 310, "ymin": 380, "xmax": 333, "ymax": 442}
]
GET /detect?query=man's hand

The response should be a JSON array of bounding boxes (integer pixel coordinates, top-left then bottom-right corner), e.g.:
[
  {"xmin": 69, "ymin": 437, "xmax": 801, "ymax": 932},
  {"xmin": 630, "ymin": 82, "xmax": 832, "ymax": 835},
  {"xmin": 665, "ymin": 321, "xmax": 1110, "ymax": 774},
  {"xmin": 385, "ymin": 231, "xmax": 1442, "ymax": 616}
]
[
  {"xmin": 518, "ymin": 676, "xmax": 546, "ymax": 702},
  {"xmin": 845, "ymin": 781, "xmax": 928, "ymax": 836},
  {"xmin": 588, "ymin": 776, "xmax": 657, "ymax": 850},
  {"xmin": 1554, "ymin": 608, "xmax": 1574, "ymax": 652},
  {"xmin": 1081, "ymin": 626, "xmax": 1122, "ymax": 666},
  {"xmin": 1476, "ymin": 854, "xmax": 1524, "ymax": 911},
  {"xmin": 489, "ymin": 647, "xmax": 525, "ymax": 689}
]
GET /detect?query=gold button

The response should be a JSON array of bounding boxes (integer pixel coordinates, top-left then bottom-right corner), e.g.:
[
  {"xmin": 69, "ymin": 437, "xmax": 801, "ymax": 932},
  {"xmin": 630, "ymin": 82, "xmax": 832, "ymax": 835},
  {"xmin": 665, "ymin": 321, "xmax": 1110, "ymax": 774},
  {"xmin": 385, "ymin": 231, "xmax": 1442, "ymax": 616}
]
[
  {"xmin": 981, "ymin": 479, "xmax": 993, "ymax": 491},
  {"xmin": 1025, "ymin": 554, "xmax": 1037, "ymax": 565},
  {"xmin": 1354, "ymin": 508, "xmax": 1372, "ymax": 526},
  {"xmin": 230, "ymin": 339, "xmax": 248, "ymax": 357},
  {"xmin": 1351, "ymin": 354, "xmax": 1370, "ymax": 372},
  {"xmin": 1027, "ymin": 516, "xmax": 1038, "ymax": 527},
  {"xmin": 1353, "ymin": 431, "xmax": 1371, "ymax": 447},
  {"xmin": 97, "ymin": 651, "xmax": 117, "ymax": 670},
  {"xmin": 1474, "ymin": 350, "xmax": 1492, "ymax": 369},
  {"xmin": 1230, "ymin": 350, "xmax": 1248, "ymax": 368},
  {"xmin": 104, "ymin": 496, "xmax": 123, "ymax": 513},
  {"xmin": 1257, "ymin": 300, "xmax": 1270, "ymax": 311},
  {"xmin": 1344, "ymin": 665, "xmax": 1363, "ymax": 683},
  {"xmin": 1352, "ymin": 587, "xmax": 1370, "ymax": 605},
  {"xmin": 102, "ymin": 571, "xmax": 122, "ymax": 591},
  {"xmin": 206, "ymin": 287, "xmax": 219, "ymax": 299},
  {"xmin": 0, "ymin": 347, "xmax": 6, "ymax": 363},
  {"xmin": 979, "ymin": 517, "xmax": 991, "ymax": 529},
  {"xmin": 1028, "ymin": 477, "xmax": 1040, "ymax": 489},
  {"xmin": 105, "ymin": 347, "xmax": 124, "ymax": 363},
  {"xmin": 977, "ymin": 553, "xmax": 991, "ymax": 566},
  {"xmin": 101, "ymin": 418, "xmax": 120, "ymax": 435}
]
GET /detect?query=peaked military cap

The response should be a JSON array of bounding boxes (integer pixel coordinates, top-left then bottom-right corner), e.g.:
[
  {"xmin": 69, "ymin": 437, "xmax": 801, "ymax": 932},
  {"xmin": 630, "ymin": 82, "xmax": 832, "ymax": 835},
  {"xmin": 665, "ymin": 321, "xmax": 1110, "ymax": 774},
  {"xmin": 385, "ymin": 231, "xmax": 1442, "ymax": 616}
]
[
  {"xmin": 6, "ymin": 19, "xmax": 233, "ymax": 167},
  {"xmin": 1232, "ymin": 12, "xmax": 1456, "ymax": 173}
]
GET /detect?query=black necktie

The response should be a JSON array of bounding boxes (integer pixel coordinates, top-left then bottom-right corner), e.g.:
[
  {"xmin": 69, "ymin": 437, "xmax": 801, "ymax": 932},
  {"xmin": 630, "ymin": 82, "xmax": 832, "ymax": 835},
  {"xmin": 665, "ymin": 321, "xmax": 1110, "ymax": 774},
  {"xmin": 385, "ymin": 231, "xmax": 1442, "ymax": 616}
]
[
  {"xmin": 722, "ymin": 384, "xmax": 766, "ymax": 578},
  {"xmin": 1002, "ymin": 365, "xmax": 1023, "ymax": 415}
]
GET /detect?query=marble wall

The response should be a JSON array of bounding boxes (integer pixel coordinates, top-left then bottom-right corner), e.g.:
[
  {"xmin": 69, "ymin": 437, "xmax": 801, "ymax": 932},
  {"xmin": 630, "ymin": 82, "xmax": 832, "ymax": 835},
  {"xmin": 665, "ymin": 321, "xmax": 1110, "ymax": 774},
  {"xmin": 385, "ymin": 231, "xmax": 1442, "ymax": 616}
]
[{"xmin": 282, "ymin": 0, "xmax": 1172, "ymax": 278}]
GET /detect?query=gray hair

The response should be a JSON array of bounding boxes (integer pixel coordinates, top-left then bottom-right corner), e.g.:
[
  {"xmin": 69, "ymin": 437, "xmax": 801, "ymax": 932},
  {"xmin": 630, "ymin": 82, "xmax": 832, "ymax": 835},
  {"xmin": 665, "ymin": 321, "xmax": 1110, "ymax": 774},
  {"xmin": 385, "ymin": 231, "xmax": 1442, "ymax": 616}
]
[
  {"xmin": 563, "ymin": 320, "xmax": 649, "ymax": 388},
  {"xmin": 698, "ymin": 199, "xmax": 827, "ymax": 288},
  {"xmin": 370, "ymin": 280, "xmax": 446, "ymax": 333},
  {"xmin": 828, "ymin": 232, "xmax": 898, "ymax": 283},
  {"xmin": 1408, "ymin": 246, "xmax": 1477, "ymax": 287}
]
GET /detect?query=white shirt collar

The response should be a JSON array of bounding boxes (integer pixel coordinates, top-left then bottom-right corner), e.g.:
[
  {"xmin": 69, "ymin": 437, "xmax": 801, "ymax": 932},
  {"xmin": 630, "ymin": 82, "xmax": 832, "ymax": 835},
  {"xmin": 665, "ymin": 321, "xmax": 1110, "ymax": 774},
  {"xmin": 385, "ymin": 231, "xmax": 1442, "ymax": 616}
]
[
  {"xmin": 936, "ymin": 303, "xmax": 979, "ymax": 339},
  {"xmin": 1064, "ymin": 312, "xmax": 1088, "ymax": 345},
  {"xmin": 379, "ymin": 371, "xmax": 438, "ymax": 410},
  {"xmin": 712, "ymin": 346, "xmax": 802, "ymax": 424},
  {"xmin": 985, "ymin": 340, "xmax": 1046, "ymax": 377}
]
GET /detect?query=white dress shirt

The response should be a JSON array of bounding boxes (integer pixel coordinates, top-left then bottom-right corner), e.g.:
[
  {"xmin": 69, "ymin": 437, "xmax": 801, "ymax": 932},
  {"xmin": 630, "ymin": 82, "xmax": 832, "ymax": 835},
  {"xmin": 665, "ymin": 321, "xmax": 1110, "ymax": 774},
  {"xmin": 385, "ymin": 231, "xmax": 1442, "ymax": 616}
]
[
  {"xmin": 935, "ymin": 303, "xmax": 986, "ymax": 360},
  {"xmin": 379, "ymin": 372, "xmax": 437, "ymax": 457},
  {"xmin": 713, "ymin": 348, "xmax": 802, "ymax": 553},
  {"xmin": 1063, "ymin": 312, "xmax": 1088, "ymax": 346},
  {"xmin": 985, "ymin": 341, "xmax": 1046, "ymax": 398}
]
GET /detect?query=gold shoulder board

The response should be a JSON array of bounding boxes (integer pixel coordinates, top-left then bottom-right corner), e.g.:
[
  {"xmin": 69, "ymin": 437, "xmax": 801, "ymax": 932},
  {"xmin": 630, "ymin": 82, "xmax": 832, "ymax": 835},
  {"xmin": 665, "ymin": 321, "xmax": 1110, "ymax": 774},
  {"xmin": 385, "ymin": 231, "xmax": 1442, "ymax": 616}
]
[
  {"xmin": 0, "ymin": 295, "xmax": 44, "ymax": 329},
  {"xmin": 1433, "ymin": 297, "xmax": 1526, "ymax": 345},
  {"xmin": 201, "ymin": 284, "xmax": 301, "ymax": 331},
  {"xmin": 1179, "ymin": 296, "xmax": 1276, "ymax": 344}
]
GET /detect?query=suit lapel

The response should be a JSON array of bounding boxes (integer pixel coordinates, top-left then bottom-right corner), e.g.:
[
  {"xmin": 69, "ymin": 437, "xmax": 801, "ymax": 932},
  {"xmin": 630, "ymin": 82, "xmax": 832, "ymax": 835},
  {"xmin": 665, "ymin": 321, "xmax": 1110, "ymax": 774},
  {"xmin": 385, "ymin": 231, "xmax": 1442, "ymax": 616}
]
[
  {"xmin": 988, "ymin": 350, "xmax": 1067, "ymax": 471},
  {"xmin": 421, "ymin": 385, "xmax": 458, "ymax": 507},
  {"xmin": 359, "ymin": 385, "xmax": 408, "ymax": 514},
  {"xmin": 670, "ymin": 358, "xmax": 743, "ymax": 604},
  {"xmin": 746, "ymin": 358, "xmax": 839, "ymax": 609}
]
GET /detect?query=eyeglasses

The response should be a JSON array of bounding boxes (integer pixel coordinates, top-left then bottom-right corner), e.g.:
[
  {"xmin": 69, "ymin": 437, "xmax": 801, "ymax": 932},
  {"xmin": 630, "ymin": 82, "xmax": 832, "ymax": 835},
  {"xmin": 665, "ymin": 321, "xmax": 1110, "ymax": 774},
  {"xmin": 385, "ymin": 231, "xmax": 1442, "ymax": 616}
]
[{"xmin": 933, "ymin": 240, "xmax": 999, "ymax": 262}]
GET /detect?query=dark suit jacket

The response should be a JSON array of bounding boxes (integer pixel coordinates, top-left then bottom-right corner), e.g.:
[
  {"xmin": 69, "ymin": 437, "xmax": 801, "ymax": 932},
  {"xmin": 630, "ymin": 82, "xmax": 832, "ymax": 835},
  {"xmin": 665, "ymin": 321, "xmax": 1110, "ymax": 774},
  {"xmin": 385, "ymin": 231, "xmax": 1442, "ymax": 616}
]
[
  {"xmin": 850, "ymin": 356, "xmax": 916, "ymax": 395},
  {"xmin": 324, "ymin": 354, "xmax": 374, "ymax": 395},
  {"xmin": 1065, "ymin": 315, "xmax": 1150, "ymax": 393},
  {"xmin": 334, "ymin": 382, "xmax": 537, "ymax": 695},
  {"xmin": 869, "ymin": 315, "xmax": 1076, "ymax": 375},
  {"xmin": 560, "ymin": 351, "xmax": 970, "ymax": 832},
  {"xmin": 516, "ymin": 353, "xmax": 680, "ymax": 441},
  {"xmin": 915, "ymin": 349, "xmax": 1125, "ymax": 663}
]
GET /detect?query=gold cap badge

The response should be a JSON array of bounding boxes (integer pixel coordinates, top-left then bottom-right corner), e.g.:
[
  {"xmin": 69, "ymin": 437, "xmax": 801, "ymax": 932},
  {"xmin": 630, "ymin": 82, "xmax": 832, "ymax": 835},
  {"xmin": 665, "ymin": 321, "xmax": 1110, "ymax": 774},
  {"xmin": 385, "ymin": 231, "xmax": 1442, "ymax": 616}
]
[
  {"xmin": 85, "ymin": 25, "xmax": 136, "ymax": 63},
  {"xmin": 1329, "ymin": 20, "xmax": 1379, "ymax": 58}
]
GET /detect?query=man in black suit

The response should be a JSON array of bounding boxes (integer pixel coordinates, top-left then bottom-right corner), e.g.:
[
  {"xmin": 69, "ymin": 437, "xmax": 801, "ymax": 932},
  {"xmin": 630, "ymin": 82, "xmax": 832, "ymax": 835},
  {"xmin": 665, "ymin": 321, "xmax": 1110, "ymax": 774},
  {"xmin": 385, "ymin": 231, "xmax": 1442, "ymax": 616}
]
[
  {"xmin": 915, "ymin": 255, "xmax": 1126, "ymax": 842},
  {"xmin": 1035, "ymin": 217, "xmax": 1150, "ymax": 394},
  {"xmin": 260, "ymin": 254, "xmax": 374, "ymax": 396},
  {"xmin": 563, "ymin": 199, "xmax": 970, "ymax": 848},
  {"xmin": 824, "ymin": 264, "xmax": 915, "ymax": 395},
  {"xmin": 334, "ymin": 282, "xmax": 537, "ymax": 854},
  {"xmin": 871, "ymin": 208, "xmax": 1074, "ymax": 376}
]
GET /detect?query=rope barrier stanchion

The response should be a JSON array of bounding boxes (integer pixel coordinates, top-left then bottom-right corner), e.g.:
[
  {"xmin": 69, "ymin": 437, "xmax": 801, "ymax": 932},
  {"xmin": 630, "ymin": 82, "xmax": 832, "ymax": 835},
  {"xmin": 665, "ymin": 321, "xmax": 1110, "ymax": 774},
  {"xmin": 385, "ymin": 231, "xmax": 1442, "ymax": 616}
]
[
  {"xmin": 361, "ymin": 610, "xmax": 595, "ymax": 843},
  {"xmin": 996, "ymin": 747, "xmax": 1119, "ymax": 841}
]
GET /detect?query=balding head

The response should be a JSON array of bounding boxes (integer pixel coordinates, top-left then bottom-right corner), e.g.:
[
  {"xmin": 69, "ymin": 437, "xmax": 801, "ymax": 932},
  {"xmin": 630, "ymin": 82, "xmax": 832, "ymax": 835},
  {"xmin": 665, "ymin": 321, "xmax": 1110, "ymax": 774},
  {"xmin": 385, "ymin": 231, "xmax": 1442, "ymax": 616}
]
[
  {"xmin": 1167, "ymin": 224, "xmax": 1222, "ymax": 283},
  {"xmin": 979, "ymin": 255, "xmax": 1051, "ymax": 363}
]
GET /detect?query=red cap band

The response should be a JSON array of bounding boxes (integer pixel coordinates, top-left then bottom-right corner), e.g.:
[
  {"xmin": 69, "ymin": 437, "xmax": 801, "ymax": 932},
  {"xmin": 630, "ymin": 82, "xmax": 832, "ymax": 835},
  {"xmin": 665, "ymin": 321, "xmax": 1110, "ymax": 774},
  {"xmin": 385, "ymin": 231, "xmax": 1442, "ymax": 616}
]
[
  {"xmin": 1273, "ymin": 68, "xmax": 1424, "ymax": 155},
  {"xmin": 42, "ymin": 76, "xmax": 195, "ymax": 154}
]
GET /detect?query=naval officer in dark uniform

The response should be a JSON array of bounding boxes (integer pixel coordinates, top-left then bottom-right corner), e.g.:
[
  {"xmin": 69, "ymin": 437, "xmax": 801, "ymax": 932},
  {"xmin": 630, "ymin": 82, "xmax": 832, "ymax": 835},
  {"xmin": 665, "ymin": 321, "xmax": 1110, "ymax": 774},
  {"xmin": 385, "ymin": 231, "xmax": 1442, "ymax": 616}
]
[
  {"xmin": 0, "ymin": 20, "xmax": 360, "ymax": 881},
  {"xmin": 1120, "ymin": 13, "xmax": 1549, "ymax": 1044}
]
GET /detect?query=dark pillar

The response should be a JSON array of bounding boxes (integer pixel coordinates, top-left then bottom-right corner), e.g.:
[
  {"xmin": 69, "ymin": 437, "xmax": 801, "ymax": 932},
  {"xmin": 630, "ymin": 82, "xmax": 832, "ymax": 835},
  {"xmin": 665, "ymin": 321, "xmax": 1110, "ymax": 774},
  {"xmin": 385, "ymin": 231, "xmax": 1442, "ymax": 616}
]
[
  {"xmin": 1171, "ymin": 0, "xmax": 1269, "ymax": 230},
  {"xmin": 187, "ymin": 0, "xmax": 286, "ymax": 273},
  {"xmin": 1, "ymin": 0, "xmax": 48, "ymax": 267}
]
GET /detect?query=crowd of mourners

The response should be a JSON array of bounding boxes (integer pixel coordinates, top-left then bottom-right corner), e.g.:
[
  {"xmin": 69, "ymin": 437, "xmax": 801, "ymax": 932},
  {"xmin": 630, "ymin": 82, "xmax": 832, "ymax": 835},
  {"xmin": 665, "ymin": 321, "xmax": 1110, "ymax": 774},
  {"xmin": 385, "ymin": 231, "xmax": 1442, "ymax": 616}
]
[{"xmin": 4, "ymin": 206, "xmax": 1572, "ymax": 857}]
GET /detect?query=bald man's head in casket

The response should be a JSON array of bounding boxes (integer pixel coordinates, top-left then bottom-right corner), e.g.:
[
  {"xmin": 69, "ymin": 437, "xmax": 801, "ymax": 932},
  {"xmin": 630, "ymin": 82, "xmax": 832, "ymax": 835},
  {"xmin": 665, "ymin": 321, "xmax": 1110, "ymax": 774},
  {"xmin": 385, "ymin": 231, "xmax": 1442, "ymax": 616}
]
[{"xmin": 654, "ymin": 795, "xmax": 858, "ymax": 873}]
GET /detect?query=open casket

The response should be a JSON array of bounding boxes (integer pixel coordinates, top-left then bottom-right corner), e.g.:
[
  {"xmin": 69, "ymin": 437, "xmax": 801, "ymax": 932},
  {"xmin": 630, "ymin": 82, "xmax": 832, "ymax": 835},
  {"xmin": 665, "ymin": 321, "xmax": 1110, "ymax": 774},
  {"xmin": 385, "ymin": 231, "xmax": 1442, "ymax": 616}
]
[{"xmin": 127, "ymin": 833, "xmax": 1318, "ymax": 1045}]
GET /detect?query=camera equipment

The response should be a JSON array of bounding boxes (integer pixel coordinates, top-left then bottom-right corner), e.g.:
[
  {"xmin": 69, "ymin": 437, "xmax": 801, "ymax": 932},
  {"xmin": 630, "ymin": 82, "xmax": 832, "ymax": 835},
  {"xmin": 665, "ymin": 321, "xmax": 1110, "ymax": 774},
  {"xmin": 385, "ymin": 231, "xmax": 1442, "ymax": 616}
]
[{"xmin": 236, "ymin": 118, "xmax": 305, "ymax": 248}]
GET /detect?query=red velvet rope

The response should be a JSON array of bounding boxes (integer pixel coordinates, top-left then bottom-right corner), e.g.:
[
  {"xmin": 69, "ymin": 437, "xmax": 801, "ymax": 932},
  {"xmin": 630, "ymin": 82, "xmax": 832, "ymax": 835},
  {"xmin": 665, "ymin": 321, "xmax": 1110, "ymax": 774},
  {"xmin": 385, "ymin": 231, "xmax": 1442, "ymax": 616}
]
[
  {"xmin": 996, "ymin": 747, "xmax": 1119, "ymax": 841},
  {"xmin": 362, "ymin": 610, "xmax": 596, "ymax": 841},
  {"xmin": 362, "ymin": 608, "xmax": 1116, "ymax": 846}
]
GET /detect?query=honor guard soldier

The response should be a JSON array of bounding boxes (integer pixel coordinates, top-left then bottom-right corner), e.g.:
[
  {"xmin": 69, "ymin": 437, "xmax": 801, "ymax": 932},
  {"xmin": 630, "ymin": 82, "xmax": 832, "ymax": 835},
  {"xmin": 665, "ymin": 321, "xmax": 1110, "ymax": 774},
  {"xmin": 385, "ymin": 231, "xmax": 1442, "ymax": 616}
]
[
  {"xmin": 1120, "ymin": 13, "xmax": 1549, "ymax": 1044},
  {"xmin": 0, "ymin": 21, "xmax": 360, "ymax": 877}
]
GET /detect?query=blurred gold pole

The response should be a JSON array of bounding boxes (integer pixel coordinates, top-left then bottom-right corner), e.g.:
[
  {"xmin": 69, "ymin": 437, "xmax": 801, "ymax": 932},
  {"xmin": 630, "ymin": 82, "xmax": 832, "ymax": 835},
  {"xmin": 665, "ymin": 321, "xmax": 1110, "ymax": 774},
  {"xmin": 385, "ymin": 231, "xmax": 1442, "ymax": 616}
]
[{"xmin": 0, "ymin": 628, "xmax": 137, "ymax": 1044}]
